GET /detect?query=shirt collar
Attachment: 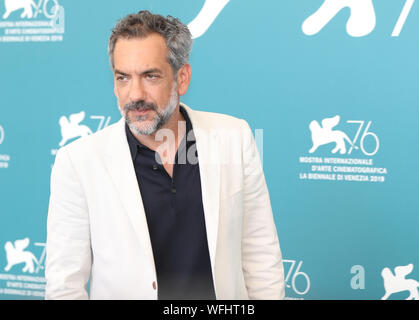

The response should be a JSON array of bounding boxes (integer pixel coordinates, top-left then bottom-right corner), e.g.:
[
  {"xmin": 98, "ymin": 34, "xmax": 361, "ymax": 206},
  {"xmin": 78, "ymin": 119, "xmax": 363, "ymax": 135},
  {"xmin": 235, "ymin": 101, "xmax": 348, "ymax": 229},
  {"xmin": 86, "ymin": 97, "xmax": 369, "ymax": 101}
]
[{"xmin": 125, "ymin": 104, "xmax": 194, "ymax": 161}]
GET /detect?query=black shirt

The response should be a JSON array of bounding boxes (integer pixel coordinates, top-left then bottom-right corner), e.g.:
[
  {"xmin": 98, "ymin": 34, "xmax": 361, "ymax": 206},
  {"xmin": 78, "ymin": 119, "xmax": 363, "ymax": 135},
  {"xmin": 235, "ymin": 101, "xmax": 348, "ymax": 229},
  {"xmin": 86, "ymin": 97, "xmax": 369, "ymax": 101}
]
[{"xmin": 125, "ymin": 106, "xmax": 216, "ymax": 300}]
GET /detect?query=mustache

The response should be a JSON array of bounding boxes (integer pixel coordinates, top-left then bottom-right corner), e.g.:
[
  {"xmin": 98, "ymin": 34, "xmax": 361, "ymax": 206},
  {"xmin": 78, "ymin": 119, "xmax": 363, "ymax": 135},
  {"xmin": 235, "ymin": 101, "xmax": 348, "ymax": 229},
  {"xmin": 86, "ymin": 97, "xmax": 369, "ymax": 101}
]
[{"xmin": 123, "ymin": 100, "xmax": 157, "ymax": 112}]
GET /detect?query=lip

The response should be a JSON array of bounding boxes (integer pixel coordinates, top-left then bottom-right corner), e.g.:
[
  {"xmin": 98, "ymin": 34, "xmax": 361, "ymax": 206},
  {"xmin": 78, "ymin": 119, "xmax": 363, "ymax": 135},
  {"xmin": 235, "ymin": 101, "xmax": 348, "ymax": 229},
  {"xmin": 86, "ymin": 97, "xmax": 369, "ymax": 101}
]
[{"xmin": 131, "ymin": 108, "xmax": 151, "ymax": 116}]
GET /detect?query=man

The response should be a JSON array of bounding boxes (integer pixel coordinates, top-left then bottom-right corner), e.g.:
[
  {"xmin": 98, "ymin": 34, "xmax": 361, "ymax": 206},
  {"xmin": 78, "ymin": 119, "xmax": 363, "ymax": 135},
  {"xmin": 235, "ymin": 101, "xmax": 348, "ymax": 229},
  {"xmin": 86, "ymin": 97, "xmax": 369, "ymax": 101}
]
[{"xmin": 45, "ymin": 10, "xmax": 284, "ymax": 300}]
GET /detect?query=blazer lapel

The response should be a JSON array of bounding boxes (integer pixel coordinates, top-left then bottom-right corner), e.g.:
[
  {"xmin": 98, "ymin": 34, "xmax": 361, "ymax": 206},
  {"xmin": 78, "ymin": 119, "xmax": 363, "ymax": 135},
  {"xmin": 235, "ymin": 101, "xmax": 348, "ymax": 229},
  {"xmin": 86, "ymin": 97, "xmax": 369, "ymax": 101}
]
[
  {"xmin": 182, "ymin": 104, "xmax": 221, "ymax": 275},
  {"xmin": 104, "ymin": 118, "xmax": 156, "ymax": 267}
]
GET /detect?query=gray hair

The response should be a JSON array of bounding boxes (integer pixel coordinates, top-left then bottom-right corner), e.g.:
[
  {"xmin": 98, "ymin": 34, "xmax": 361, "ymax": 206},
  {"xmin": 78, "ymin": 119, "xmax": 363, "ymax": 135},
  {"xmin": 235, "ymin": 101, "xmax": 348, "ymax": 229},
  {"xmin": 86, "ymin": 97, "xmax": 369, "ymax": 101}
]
[{"xmin": 108, "ymin": 10, "xmax": 193, "ymax": 76}]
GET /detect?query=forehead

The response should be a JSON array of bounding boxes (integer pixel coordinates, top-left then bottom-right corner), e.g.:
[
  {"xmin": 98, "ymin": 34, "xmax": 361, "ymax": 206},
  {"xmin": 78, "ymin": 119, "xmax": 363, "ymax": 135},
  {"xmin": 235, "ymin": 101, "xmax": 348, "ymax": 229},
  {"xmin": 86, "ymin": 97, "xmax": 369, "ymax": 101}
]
[{"xmin": 113, "ymin": 33, "xmax": 170, "ymax": 71}]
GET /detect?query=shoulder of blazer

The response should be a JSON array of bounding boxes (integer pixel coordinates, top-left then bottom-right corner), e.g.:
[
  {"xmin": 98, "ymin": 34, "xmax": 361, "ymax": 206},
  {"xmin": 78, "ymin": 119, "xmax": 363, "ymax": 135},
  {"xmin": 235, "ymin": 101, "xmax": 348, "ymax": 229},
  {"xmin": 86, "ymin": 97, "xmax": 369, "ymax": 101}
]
[
  {"xmin": 57, "ymin": 118, "xmax": 125, "ymax": 160},
  {"xmin": 181, "ymin": 103, "xmax": 247, "ymax": 132}
]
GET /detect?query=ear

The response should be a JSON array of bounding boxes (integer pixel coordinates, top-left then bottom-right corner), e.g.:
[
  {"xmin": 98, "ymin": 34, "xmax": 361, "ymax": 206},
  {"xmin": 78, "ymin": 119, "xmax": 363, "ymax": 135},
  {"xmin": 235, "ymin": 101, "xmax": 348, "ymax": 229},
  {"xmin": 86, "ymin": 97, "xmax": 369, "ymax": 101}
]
[{"xmin": 176, "ymin": 63, "xmax": 192, "ymax": 96}]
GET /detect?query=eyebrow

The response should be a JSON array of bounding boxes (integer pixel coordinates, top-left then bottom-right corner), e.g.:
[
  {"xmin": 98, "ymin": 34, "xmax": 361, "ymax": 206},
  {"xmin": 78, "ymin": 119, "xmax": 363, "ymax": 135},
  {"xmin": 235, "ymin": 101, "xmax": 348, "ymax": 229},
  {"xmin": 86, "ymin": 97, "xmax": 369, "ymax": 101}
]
[
  {"xmin": 114, "ymin": 68, "xmax": 163, "ymax": 76},
  {"xmin": 114, "ymin": 69, "xmax": 129, "ymax": 76}
]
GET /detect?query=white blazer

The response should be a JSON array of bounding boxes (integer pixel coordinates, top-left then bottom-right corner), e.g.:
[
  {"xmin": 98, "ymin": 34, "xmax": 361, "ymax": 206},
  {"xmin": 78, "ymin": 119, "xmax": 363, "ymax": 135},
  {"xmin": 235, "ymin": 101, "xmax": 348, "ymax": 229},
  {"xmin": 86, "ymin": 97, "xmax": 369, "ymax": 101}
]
[{"xmin": 45, "ymin": 104, "xmax": 285, "ymax": 300}]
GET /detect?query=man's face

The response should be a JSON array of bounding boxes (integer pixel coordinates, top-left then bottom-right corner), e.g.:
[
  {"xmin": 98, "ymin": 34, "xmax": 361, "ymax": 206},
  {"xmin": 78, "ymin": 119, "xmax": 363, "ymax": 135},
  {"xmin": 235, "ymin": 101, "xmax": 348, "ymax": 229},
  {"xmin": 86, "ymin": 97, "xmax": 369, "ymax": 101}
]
[{"xmin": 113, "ymin": 34, "xmax": 179, "ymax": 135}]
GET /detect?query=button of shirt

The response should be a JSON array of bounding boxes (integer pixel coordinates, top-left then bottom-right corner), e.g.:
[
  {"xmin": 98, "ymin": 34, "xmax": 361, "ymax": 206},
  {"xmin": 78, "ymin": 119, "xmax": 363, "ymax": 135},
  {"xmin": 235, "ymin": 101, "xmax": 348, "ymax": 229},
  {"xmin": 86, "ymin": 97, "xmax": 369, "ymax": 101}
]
[{"xmin": 152, "ymin": 164, "xmax": 159, "ymax": 171}]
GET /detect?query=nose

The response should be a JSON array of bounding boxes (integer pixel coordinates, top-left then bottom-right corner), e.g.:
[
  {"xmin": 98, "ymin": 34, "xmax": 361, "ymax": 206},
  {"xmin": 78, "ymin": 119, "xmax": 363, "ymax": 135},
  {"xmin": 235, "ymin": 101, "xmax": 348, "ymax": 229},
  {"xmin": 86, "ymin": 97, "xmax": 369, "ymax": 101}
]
[{"xmin": 129, "ymin": 77, "xmax": 147, "ymax": 102}]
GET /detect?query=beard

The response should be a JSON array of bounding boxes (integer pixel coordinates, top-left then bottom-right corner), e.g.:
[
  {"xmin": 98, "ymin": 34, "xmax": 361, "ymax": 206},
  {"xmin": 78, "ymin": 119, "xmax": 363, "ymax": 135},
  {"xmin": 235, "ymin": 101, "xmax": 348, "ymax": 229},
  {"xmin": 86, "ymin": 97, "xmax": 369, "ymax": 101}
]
[{"xmin": 121, "ymin": 83, "xmax": 179, "ymax": 136}]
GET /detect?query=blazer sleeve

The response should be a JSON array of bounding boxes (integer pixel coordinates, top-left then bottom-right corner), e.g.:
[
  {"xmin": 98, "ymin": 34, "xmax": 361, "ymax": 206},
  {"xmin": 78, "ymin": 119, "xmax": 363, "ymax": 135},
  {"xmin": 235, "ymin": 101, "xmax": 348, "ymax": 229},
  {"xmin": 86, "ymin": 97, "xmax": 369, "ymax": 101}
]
[
  {"xmin": 45, "ymin": 147, "xmax": 92, "ymax": 300},
  {"xmin": 240, "ymin": 119, "xmax": 285, "ymax": 300}
]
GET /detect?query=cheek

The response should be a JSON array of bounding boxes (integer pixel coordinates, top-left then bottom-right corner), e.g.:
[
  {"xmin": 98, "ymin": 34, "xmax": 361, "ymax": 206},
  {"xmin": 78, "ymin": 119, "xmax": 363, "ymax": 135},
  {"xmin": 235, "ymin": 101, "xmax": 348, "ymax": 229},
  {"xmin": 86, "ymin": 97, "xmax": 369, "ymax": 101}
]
[
  {"xmin": 158, "ymin": 85, "xmax": 176, "ymax": 106},
  {"xmin": 114, "ymin": 86, "xmax": 127, "ymax": 107}
]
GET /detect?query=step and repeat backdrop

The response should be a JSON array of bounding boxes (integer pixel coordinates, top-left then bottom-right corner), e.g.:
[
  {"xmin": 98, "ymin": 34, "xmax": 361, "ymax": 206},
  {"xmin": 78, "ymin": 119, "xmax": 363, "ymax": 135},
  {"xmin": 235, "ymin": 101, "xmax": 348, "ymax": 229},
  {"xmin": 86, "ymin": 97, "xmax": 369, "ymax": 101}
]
[{"xmin": 0, "ymin": 0, "xmax": 418, "ymax": 300}]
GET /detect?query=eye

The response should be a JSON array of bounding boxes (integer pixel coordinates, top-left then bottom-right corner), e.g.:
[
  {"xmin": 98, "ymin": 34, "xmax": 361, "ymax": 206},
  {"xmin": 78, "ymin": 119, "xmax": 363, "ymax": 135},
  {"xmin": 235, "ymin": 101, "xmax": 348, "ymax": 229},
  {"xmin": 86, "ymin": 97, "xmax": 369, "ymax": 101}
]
[
  {"xmin": 116, "ymin": 75, "xmax": 127, "ymax": 81},
  {"xmin": 146, "ymin": 73, "xmax": 160, "ymax": 80}
]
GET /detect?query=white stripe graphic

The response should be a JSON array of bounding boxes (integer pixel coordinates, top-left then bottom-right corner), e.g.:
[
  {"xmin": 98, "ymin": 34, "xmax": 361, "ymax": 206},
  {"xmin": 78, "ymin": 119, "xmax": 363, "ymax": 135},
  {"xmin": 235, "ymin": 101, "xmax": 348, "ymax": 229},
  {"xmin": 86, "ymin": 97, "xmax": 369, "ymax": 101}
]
[{"xmin": 392, "ymin": 0, "xmax": 415, "ymax": 37}]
